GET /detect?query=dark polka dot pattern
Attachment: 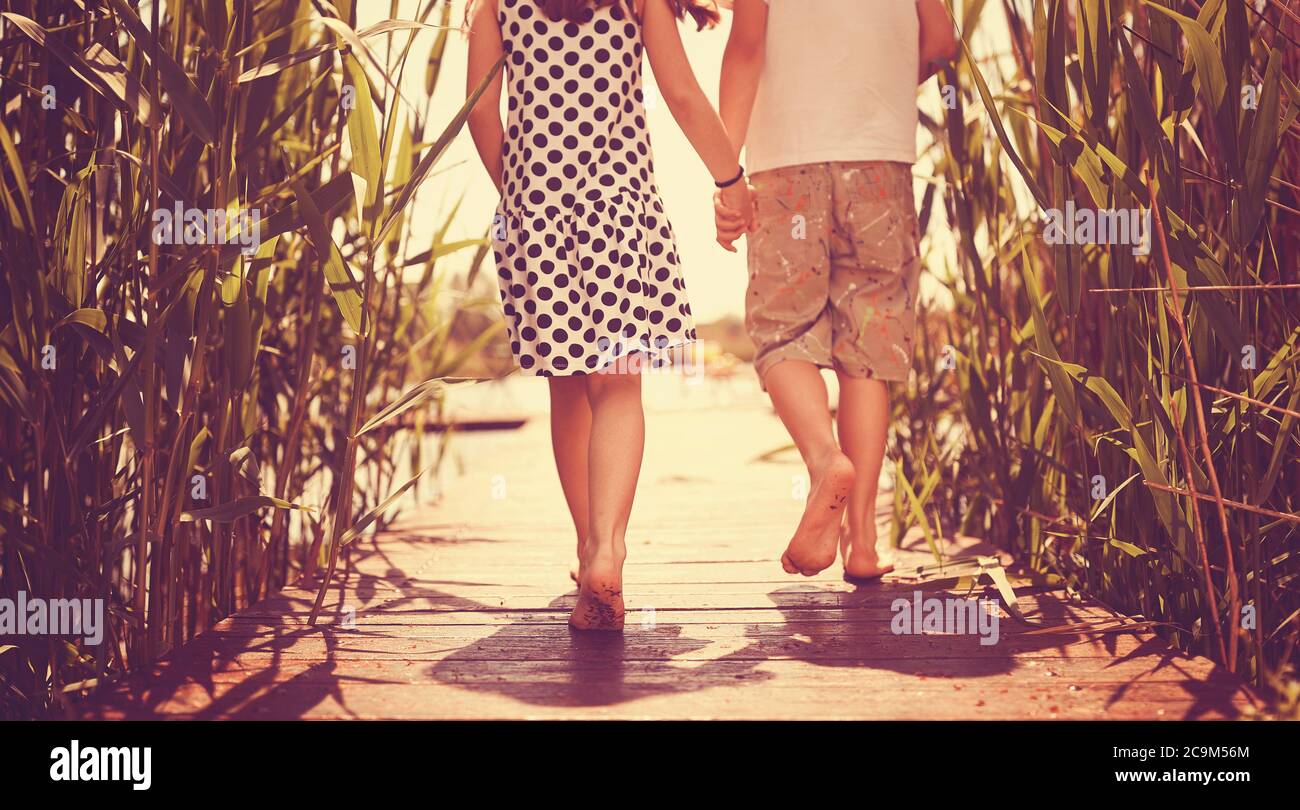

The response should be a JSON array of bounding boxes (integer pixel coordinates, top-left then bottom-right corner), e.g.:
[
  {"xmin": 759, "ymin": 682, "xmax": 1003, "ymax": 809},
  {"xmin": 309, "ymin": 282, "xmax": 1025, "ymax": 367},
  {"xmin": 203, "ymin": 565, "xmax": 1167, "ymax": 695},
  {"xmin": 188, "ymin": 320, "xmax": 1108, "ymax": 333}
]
[{"xmin": 491, "ymin": 0, "xmax": 696, "ymax": 376}]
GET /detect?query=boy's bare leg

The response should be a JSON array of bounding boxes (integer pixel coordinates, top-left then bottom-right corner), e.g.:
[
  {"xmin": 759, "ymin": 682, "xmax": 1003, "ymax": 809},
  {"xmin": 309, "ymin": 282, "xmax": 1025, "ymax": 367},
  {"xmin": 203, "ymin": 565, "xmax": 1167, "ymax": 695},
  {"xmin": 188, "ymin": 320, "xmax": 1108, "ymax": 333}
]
[
  {"xmin": 548, "ymin": 377, "xmax": 591, "ymax": 584},
  {"xmin": 764, "ymin": 359, "xmax": 855, "ymax": 575},
  {"xmin": 835, "ymin": 372, "xmax": 895, "ymax": 580},
  {"xmin": 569, "ymin": 367, "xmax": 642, "ymax": 630}
]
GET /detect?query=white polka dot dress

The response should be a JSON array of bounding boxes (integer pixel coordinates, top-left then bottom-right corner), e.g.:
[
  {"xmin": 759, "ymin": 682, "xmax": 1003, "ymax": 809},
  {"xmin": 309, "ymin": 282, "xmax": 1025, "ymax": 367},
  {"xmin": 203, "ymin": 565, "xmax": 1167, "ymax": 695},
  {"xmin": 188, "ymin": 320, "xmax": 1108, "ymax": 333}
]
[{"xmin": 491, "ymin": 0, "xmax": 697, "ymax": 375}]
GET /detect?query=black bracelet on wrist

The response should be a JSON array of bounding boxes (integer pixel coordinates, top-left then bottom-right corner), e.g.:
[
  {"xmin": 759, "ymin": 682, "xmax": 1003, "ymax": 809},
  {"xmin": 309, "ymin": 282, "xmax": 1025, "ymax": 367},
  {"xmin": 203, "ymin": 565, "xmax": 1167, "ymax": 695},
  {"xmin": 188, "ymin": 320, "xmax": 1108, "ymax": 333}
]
[{"xmin": 715, "ymin": 165, "xmax": 745, "ymax": 189}]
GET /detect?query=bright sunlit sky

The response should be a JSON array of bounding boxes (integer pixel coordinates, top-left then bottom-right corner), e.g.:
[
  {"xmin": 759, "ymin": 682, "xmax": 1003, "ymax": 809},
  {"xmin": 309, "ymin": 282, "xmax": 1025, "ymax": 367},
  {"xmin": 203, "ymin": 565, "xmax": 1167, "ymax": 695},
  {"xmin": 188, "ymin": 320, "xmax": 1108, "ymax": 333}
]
[{"xmin": 357, "ymin": 0, "xmax": 1014, "ymax": 323}]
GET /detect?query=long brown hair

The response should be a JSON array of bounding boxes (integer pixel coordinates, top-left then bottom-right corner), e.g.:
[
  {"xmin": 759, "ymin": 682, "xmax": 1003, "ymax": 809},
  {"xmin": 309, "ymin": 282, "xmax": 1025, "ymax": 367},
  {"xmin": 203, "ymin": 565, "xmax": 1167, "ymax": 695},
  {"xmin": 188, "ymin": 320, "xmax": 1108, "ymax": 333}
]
[{"xmin": 470, "ymin": 0, "xmax": 721, "ymax": 31}]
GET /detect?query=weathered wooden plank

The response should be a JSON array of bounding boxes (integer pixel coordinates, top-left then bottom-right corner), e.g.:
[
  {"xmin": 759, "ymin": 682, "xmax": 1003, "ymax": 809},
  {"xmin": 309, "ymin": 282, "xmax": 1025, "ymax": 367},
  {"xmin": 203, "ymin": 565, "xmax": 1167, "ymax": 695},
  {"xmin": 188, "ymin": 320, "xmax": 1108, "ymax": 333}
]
[
  {"xmin": 146, "ymin": 628, "xmax": 1168, "ymax": 663},
  {"xmin": 214, "ymin": 616, "xmax": 1109, "ymax": 634},
  {"xmin": 84, "ymin": 674, "xmax": 1251, "ymax": 721},
  {"xmin": 267, "ymin": 577, "xmax": 992, "ymax": 593},
  {"xmin": 234, "ymin": 591, "xmax": 1104, "ymax": 618},
  {"xmin": 214, "ymin": 605, "xmax": 1117, "ymax": 632},
  {"xmin": 93, "ymin": 664, "xmax": 1240, "ymax": 692},
  {"xmin": 89, "ymin": 654, "xmax": 1239, "ymax": 688}
]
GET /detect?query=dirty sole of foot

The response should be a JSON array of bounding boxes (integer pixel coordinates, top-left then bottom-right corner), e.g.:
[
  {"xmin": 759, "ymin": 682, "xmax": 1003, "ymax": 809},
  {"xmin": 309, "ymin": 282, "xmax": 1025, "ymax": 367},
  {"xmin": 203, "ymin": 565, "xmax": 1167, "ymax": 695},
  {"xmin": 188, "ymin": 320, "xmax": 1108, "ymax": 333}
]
[
  {"xmin": 569, "ymin": 584, "xmax": 624, "ymax": 631},
  {"xmin": 782, "ymin": 457, "xmax": 854, "ymax": 575}
]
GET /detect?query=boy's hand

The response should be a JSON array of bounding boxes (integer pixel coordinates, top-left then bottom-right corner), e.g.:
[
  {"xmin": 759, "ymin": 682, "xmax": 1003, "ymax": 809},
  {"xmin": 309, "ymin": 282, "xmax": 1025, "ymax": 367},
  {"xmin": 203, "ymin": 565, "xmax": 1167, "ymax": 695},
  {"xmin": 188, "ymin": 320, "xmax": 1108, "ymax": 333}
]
[{"xmin": 714, "ymin": 182, "xmax": 756, "ymax": 252}]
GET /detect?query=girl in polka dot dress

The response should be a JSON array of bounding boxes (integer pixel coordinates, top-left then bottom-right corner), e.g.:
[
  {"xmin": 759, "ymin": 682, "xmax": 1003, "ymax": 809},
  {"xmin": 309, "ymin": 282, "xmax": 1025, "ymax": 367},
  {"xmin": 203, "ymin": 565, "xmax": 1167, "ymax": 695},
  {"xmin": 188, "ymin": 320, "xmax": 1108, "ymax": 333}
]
[{"xmin": 467, "ymin": 0, "xmax": 751, "ymax": 630}]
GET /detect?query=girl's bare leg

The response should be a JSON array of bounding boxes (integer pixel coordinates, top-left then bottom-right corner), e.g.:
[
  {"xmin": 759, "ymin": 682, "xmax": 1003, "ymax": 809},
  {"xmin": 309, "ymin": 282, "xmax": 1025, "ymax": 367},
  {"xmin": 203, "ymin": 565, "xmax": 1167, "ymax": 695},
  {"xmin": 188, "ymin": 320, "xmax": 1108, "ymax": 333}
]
[
  {"xmin": 763, "ymin": 360, "xmax": 855, "ymax": 575},
  {"xmin": 569, "ymin": 366, "xmax": 644, "ymax": 630},
  {"xmin": 835, "ymin": 372, "xmax": 895, "ymax": 580},
  {"xmin": 548, "ymin": 377, "xmax": 591, "ymax": 583}
]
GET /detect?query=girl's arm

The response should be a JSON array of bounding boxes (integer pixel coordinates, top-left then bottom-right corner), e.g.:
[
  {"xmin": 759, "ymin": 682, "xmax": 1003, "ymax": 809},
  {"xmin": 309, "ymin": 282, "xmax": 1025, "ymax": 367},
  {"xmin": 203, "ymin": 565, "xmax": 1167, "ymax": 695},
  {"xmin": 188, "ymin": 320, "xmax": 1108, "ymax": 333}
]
[
  {"xmin": 641, "ymin": 0, "xmax": 746, "ymax": 201},
  {"xmin": 917, "ymin": 0, "xmax": 960, "ymax": 83},
  {"xmin": 718, "ymin": 0, "xmax": 767, "ymax": 152},
  {"xmin": 466, "ymin": 0, "xmax": 506, "ymax": 189}
]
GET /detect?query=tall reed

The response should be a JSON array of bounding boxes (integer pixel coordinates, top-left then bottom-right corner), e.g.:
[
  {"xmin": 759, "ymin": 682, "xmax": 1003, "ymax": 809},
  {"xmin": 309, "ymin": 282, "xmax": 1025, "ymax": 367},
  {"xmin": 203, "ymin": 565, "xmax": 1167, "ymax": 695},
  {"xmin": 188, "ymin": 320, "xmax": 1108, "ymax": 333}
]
[
  {"xmin": 0, "ymin": 0, "xmax": 499, "ymax": 717},
  {"xmin": 895, "ymin": 0, "xmax": 1299, "ymax": 704}
]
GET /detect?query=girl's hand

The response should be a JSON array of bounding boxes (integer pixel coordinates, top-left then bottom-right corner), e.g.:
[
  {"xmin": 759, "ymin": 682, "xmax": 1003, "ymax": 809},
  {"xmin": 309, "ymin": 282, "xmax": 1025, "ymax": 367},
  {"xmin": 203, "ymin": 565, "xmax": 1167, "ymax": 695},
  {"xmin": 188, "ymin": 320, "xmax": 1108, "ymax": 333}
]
[
  {"xmin": 715, "ymin": 200, "xmax": 745, "ymax": 252},
  {"xmin": 719, "ymin": 178, "xmax": 753, "ymax": 224},
  {"xmin": 714, "ymin": 183, "xmax": 756, "ymax": 252}
]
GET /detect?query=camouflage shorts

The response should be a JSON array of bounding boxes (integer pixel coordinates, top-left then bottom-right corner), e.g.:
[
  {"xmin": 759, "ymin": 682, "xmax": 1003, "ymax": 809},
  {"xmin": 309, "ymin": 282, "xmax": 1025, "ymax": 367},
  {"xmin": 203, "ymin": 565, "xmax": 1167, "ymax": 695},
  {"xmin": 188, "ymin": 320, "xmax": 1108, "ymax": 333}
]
[{"xmin": 745, "ymin": 161, "xmax": 921, "ymax": 386}]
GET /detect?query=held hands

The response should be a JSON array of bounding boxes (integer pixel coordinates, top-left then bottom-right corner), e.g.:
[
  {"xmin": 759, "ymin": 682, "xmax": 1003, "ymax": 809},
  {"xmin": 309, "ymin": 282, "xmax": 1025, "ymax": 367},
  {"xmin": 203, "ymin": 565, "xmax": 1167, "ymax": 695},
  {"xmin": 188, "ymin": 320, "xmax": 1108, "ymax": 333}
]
[{"xmin": 714, "ymin": 180, "xmax": 757, "ymax": 253}]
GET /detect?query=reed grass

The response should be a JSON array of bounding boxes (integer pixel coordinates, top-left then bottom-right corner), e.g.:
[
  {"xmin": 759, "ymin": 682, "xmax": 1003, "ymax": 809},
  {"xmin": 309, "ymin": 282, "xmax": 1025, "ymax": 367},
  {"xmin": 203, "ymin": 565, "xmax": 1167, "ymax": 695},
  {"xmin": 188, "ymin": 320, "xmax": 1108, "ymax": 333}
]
[
  {"xmin": 0, "ymin": 0, "xmax": 499, "ymax": 717},
  {"xmin": 894, "ymin": 0, "xmax": 1299, "ymax": 704}
]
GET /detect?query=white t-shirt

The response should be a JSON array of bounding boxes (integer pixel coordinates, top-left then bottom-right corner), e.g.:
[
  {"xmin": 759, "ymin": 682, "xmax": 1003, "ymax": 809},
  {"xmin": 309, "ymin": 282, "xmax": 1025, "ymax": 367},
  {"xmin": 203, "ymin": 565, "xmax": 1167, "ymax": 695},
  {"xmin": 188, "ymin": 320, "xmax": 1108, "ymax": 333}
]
[{"xmin": 747, "ymin": 0, "xmax": 920, "ymax": 173}]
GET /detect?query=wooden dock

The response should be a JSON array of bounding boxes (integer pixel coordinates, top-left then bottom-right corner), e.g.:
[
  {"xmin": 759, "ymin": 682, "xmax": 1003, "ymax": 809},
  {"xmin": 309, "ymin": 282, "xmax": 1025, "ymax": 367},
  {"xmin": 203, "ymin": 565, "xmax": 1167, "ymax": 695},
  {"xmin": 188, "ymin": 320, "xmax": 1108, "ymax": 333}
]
[{"xmin": 82, "ymin": 390, "xmax": 1256, "ymax": 719}]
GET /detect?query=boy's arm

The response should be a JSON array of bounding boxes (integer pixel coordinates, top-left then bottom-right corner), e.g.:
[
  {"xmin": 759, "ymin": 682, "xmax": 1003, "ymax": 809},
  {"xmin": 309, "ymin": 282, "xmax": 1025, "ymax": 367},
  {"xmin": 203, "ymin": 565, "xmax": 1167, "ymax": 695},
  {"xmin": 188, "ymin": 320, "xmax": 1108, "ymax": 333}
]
[
  {"xmin": 466, "ymin": 0, "xmax": 506, "ymax": 188},
  {"xmin": 719, "ymin": 0, "xmax": 768, "ymax": 152},
  {"xmin": 917, "ymin": 0, "xmax": 960, "ymax": 83}
]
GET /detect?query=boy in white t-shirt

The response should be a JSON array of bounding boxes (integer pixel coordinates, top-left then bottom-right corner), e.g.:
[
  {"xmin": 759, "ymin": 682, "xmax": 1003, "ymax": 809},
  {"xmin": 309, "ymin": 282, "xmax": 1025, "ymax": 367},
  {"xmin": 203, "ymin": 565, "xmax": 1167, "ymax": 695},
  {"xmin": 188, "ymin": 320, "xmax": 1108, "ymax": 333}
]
[{"xmin": 715, "ymin": 0, "xmax": 958, "ymax": 581}]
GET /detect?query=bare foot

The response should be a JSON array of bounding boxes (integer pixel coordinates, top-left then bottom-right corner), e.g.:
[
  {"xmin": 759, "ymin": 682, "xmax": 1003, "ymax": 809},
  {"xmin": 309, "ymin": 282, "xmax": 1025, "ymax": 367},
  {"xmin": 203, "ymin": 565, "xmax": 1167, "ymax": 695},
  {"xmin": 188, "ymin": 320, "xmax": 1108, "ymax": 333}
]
[
  {"xmin": 840, "ymin": 525, "xmax": 895, "ymax": 583},
  {"xmin": 781, "ymin": 451, "xmax": 855, "ymax": 576},
  {"xmin": 569, "ymin": 553, "xmax": 624, "ymax": 631}
]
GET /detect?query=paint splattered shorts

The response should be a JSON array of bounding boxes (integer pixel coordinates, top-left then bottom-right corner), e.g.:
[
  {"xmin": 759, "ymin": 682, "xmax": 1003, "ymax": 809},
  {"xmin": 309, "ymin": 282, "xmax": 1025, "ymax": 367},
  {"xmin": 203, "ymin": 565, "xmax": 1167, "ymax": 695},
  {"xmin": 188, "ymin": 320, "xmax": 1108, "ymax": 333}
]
[{"xmin": 746, "ymin": 161, "xmax": 921, "ymax": 386}]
